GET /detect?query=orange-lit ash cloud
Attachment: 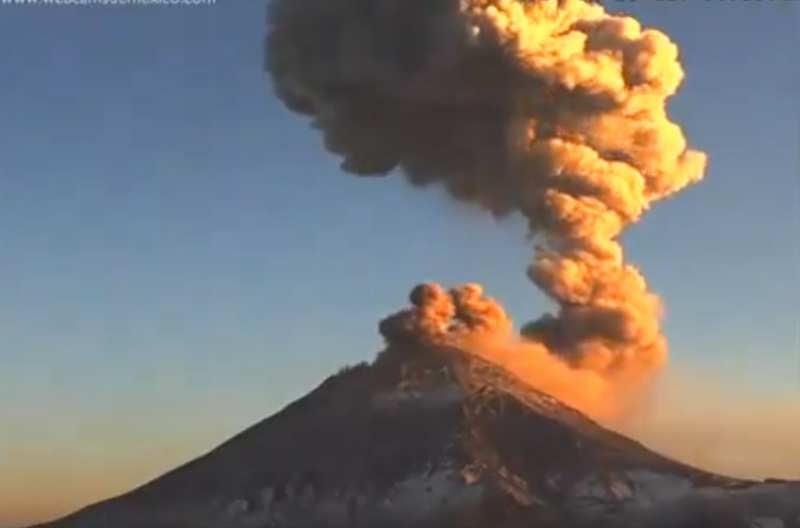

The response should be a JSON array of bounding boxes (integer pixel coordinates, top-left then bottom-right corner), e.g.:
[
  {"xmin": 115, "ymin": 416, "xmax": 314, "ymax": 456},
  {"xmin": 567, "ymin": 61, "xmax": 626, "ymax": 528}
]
[
  {"xmin": 267, "ymin": 0, "xmax": 706, "ymax": 413},
  {"xmin": 617, "ymin": 369, "xmax": 800, "ymax": 480},
  {"xmin": 380, "ymin": 283, "xmax": 644, "ymax": 420}
]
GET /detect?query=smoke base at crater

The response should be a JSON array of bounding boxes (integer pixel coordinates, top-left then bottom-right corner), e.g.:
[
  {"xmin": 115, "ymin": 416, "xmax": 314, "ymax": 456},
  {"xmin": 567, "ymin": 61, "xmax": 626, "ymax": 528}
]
[{"xmin": 266, "ymin": 0, "xmax": 707, "ymax": 413}]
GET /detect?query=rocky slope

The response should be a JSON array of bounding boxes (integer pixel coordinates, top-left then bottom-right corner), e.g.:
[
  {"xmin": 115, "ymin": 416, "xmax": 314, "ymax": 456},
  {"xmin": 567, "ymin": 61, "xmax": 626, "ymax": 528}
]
[{"xmin": 33, "ymin": 346, "xmax": 800, "ymax": 528}]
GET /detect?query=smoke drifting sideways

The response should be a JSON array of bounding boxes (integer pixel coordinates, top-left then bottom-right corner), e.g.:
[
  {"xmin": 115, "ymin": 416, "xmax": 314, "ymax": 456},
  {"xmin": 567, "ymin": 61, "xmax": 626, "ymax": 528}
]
[
  {"xmin": 381, "ymin": 282, "xmax": 623, "ymax": 418},
  {"xmin": 266, "ymin": 0, "xmax": 706, "ymax": 418}
]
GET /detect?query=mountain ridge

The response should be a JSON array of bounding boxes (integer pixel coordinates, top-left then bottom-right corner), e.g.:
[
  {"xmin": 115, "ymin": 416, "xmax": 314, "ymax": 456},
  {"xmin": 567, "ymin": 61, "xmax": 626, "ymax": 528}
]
[{"xmin": 31, "ymin": 345, "xmax": 800, "ymax": 528}]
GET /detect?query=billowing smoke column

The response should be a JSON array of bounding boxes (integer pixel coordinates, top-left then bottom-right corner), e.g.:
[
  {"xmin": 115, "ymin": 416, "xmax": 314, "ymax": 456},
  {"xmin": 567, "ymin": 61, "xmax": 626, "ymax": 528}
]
[{"xmin": 266, "ymin": 0, "xmax": 706, "ymax": 413}]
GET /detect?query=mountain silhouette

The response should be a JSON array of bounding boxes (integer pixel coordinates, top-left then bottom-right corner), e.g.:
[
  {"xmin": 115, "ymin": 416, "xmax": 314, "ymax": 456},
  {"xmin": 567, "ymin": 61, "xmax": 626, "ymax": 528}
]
[{"xmin": 33, "ymin": 344, "xmax": 800, "ymax": 528}]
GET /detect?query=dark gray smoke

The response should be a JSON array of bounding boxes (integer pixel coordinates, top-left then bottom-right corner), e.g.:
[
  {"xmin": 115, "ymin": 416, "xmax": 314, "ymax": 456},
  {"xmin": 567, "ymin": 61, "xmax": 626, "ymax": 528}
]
[{"xmin": 265, "ymin": 0, "xmax": 706, "ymax": 380}]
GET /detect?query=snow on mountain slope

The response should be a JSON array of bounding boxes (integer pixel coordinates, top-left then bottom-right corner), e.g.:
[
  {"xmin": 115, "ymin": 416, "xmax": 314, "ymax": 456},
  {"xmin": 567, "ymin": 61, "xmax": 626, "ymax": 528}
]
[{"xmin": 32, "ymin": 346, "xmax": 800, "ymax": 528}]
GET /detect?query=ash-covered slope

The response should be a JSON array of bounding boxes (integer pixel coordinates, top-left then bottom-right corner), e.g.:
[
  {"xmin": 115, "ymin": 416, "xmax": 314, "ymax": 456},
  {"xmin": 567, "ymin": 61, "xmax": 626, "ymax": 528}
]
[{"xmin": 35, "ymin": 346, "xmax": 800, "ymax": 528}]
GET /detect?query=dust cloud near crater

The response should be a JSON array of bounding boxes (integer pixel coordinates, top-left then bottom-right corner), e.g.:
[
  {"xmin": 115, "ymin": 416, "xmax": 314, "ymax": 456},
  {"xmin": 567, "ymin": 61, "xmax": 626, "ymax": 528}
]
[{"xmin": 266, "ymin": 0, "xmax": 706, "ymax": 419}]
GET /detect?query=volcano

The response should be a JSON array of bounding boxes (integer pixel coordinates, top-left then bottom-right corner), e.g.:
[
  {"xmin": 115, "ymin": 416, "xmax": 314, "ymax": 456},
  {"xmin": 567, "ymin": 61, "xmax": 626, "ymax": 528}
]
[{"xmin": 32, "ymin": 344, "xmax": 800, "ymax": 528}]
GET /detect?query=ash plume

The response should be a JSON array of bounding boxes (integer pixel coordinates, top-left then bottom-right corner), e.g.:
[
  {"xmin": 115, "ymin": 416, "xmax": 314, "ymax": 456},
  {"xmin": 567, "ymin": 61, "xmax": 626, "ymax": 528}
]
[{"xmin": 266, "ymin": 0, "xmax": 706, "ymax": 413}]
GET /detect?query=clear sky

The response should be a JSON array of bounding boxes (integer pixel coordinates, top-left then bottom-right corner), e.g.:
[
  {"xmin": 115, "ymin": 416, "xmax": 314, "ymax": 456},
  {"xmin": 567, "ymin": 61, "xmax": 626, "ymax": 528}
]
[{"xmin": 0, "ymin": 1, "xmax": 798, "ymax": 526}]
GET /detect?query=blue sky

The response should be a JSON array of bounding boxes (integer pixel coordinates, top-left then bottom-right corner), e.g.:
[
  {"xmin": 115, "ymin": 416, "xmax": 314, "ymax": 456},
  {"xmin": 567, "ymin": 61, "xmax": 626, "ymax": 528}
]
[{"xmin": 0, "ymin": 1, "xmax": 798, "ymax": 525}]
